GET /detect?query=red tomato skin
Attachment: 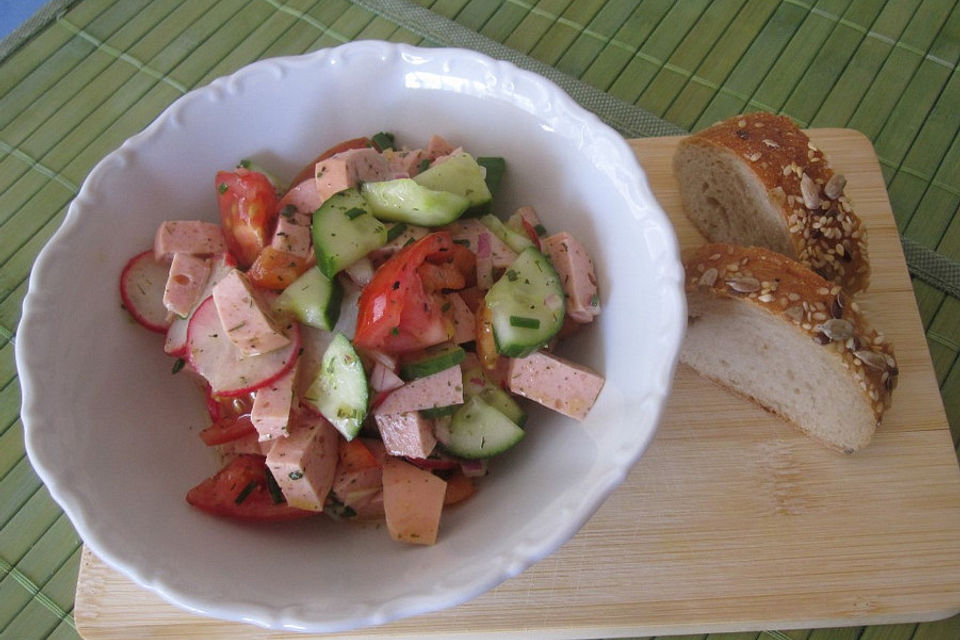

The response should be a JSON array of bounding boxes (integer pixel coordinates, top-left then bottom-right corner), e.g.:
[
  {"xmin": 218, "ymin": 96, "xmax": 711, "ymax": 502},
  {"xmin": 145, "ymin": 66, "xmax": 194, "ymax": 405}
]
[
  {"xmin": 199, "ymin": 415, "xmax": 257, "ymax": 446},
  {"xmin": 246, "ymin": 246, "xmax": 308, "ymax": 291},
  {"xmin": 186, "ymin": 455, "xmax": 317, "ymax": 521},
  {"xmin": 215, "ymin": 169, "xmax": 279, "ymax": 268},
  {"xmin": 354, "ymin": 232, "xmax": 454, "ymax": 354}
]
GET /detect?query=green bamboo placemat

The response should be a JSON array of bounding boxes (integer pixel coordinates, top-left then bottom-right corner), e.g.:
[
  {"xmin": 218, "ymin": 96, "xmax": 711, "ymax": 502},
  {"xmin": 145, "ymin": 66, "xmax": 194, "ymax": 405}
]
[{"xmin": 2, "ymin": 1, "xmax": 960, "ymax": 639}]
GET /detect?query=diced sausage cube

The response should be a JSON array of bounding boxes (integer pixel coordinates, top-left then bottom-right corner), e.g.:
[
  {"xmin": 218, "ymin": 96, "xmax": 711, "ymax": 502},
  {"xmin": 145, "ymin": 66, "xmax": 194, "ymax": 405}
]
[
  {"xmin": 427, "ymin": 135, "xmax": 456, "ymax": 157},
  {"xmin": 154, "ymin": 221, "xmax": 226, "ymax": 261},
  {"xmin": 266, "ymin": 415, "xmax": 339, "ymax": 511},
  {"xmin": 507, "ymin": 350, "xmax": 604, "ymax": 421},
  {"xmin": 386, "ymin": 148, "xmax": 430, "ymax": 177},
  {"xmin": 382, "ymin": 457, "xmax": 447, "ymax": 545},
  {"xmin": 542, "ymin": 232, "xmax": 600, "ymax": 323},
  {"xmin": 277, "ymin": 178, "xmax": 323, "ymax": 216},
  {"xmin": 443, "ymin": 218, "xmax": 517, "ymax": 269},
  {"xmin": 375, "ymin": 412, "xmax": 437, "ymax": 459},
  {"xmin": 211, "ymin": 269, "xmax": 290, "ymax": 356},
  {"xmin": 373, "ymin": 365, "xmax": 463, "ymax": 416},
  {"xmin": 163, "ymin": 253, "xmax": 211, "ymax": 318},
  {"xmin": 250, "ymin": 361, "xmax": 298, "ymax": 441},
  {"xmin": 315, "ymin": 148, "xmax": 393, "ymax": 203},
  {"xmin": 270, "ymin": 212, "xmax": 312, "ymax": 259}
]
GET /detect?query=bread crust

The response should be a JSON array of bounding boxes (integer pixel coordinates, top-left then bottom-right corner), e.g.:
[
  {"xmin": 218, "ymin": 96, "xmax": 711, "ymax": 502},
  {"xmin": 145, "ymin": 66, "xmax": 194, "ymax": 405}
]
[
  {"xmin": 676, "ymin": 112, "xmax": 870, "ymax": 293},
  {"xmin": 683, "ymin": 243, "xmax": 896, "ymax": 445}
]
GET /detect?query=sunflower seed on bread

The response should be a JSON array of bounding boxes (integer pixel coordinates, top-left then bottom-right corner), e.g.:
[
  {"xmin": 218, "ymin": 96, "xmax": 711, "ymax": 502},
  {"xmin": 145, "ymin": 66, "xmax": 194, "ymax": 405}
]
[
  {"xmin": 673, "ymin": 112, "xmax": 870, "ymax": 293},
  {"xmin": 681, "ymin": 244, "xmax": 896, "ymax": 453}
]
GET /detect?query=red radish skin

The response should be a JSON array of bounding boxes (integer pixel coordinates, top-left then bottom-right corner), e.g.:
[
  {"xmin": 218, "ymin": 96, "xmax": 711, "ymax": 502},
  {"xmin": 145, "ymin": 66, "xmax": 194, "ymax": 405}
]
[
  {"xmin": 120, "ymin": 250, "xmax": 172, "ymax": 333},
  {"xmin": 186, "ymin": 296, "xmax": 301, "ymax": 397}
]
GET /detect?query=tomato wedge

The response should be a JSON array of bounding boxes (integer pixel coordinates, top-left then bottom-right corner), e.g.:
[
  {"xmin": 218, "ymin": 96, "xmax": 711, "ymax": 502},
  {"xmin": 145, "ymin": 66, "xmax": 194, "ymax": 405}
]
[
  {"xmin": 186, "ymin": 455, "xmax": 317, "ymax": 521},
  {"xmin": 215, "ymin": 169, "xmax": 279, "ymax": 268},
  {"xmin": 199, "ymin": 415, "xmax": 257, "ymax": 446},
  {"xmin": 338, "ymin": 439, "xmax": 380, "ymax": 473},
  {"xmin": 246, "ymin": 246, "xmax": 309, "ymax": 291},
  {"xmin": 354, "ymin": 232, "xmax": 453, "ymax": 354}
]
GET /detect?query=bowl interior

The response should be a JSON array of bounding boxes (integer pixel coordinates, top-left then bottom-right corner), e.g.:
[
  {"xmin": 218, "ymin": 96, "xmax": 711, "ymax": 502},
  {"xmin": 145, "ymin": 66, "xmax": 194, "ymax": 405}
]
[{"xmin": 19, "ymin": 42, "xmax": 684, "ymax": 631}]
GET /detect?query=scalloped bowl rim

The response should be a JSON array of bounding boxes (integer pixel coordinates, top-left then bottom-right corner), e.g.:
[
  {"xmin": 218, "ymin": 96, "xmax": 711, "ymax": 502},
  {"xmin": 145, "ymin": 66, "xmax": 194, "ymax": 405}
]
[{"xmin": 18, "ymin": 41, "xmax": 685, "ymax": 632}]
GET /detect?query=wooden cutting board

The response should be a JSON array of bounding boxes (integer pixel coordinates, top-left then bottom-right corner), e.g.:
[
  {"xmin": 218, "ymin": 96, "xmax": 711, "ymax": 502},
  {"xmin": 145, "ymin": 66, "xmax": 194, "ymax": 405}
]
[{"xmin": 73, "ymin": 130, "xmax": 960, "ymax": 639}]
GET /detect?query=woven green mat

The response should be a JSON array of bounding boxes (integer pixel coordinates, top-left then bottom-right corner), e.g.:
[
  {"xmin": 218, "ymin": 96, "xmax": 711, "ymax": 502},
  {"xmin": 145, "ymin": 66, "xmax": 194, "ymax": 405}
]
[{"xmin": 2, "ymin": 1, "xmax": 959, "ymax": 639}]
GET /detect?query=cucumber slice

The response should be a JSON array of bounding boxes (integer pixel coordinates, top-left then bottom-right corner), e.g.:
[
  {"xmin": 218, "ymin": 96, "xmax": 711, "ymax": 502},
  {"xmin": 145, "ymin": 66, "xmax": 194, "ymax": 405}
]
[
  {"xmin": 460, "ymin": 357, "xmax": 526, "ymax": 426},
  {"xmin": 419, "ymin": 404, "xmax": 461, "ymax": 419},
  {"xmin": 399, "ymin": 343, "xmax": 466, "ymax": 381},
  {"xmin": 484, "ymin": 247, "xmax": 565, "ymax": 358},
  {"xmin": 443, "ymin": 396, "xmax": 525, "ymax": 459},
  {"xmin": 480, "ymin": 214, "xmax": 535, "ymax": 254},
  {"xmin": 361, "ymin": 179, "xmax": 469, "ymax": 226},
  {"xmin": 412, "ymin": 152, "xmax": 492, "ymax": 207},
  {"xmin": 303, "ymin": 333, "xmax": 368, "ymax": 440},
  {"xmin": 478, "ymin": 386, "xmax": 526, "ymax": 427},
  {"xmin": 312, "ymin": 189, "xmax": 387, "ymax": 279},
  {"xmin": 271, "ymin": 267, "xmax": 342, "ymax": 330}
]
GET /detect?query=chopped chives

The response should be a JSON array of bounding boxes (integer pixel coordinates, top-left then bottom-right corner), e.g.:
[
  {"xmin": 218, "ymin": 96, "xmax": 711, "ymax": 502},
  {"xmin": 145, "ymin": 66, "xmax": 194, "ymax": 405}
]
[
  {"xmin": 477, "ymin": 156, "xmax": 506, "ymax": 194},
  {"xmin": 386, "ymin": 222, "xmax": 408, "ymax": 242},
  {"xmin": 509, "ymin": 315, "xmax": 541, "ymax": 329},
  {"xmin": 234, "ymin": 480, "xmax": 258, "ymax": 505},
  {"xmin": 533, "ymin": 223, "xmax": 547, "ymax": 236},
  {"xmin": 371, "ymin": 131, "xmax": 395, "ymax": 151},
  {"xmin": 264, "ymin": 468, "xmax": 285, "ymax": 504},
  {"xmin": 344, "ymin": 207, "xmax": 366, "ymax": 220},
  {"xmin": 418, "ymin": 158, "xmax": 432, "ymax": 172}
]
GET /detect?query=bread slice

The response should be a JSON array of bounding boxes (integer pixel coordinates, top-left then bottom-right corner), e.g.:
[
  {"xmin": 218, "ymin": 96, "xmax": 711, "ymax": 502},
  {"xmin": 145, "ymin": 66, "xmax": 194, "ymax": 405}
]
[
  {"xmin": 673, "ymin": 112, "xmax": 870, "ymax": 293},
  {"xmin": 681, "ymin": 243, "xmax": 896, "ymax": 453}
]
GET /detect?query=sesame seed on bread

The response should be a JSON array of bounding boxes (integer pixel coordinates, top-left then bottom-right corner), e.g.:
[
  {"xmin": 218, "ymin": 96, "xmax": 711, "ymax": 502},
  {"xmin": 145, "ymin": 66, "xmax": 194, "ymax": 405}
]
[
  {"xmin": 673, "ymin": 111, "xmax": 870, "ymax": 293},
  {"xmin": 681, "ymin": 243, "xmax": 896, "ymax": 453}
]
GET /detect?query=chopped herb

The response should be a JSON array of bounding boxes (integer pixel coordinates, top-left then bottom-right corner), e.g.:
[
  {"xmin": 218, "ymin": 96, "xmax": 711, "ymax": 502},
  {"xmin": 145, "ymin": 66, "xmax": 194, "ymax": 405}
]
[
  {"xmin": 386, "ymin": 222, "xmax": 408, "ymax": 242},
  {"xmin": 453, "ymin": 239, "xmax": 470, "ymax": 247},
  {"xmin": 288, "ymin": 470, "xmax": 304, "ymax": 480},
  {"xmin": 371, "ymin": 131, "xmax": 395, "ymax": 151},
  {"xmin": 505, "ymin": 269, "xmax": 519, "ymax": 282},
  {"xmin": 509, "ymin": 315, "xmax": 541, "ymax": 329},
  {"xmin": 171, "ymin": 358, "xmax": 185, "ymax": 374},
  {"xmin": 217, "ymin": 183, "xmax": 228, "ymax": 194},
  {"xmin": 403, "ymin": 236, "xmax": 417, "ymax": 247},
  {"xmin": 344, "ymin": 207, "xmax": 366, "ymax": 220},
  {"xmin": 441, "ymin": 302, "xmax": 451, "ymax": 312},
  {"xmin": 533, "ymin": 223, "xmax": 547, "ymax": 236},
  {"xmin": 234, "ymin": 480, "xmax": 258, "ymax": 505},
  {"xmin": 418, "ymin": 158, "xmax": 432, "ymax": 172},
  {"xmin": 280, "ymin": 204, "xmax": 297, "ymax": 218},
  {"xmin": 264, "ymin": 468, "xmax": 285, "ymax": 504},
  {"xmin": 391, "ymin": 326, "xmax": 400, "ymax": 336},
  {"xmin": 237, "ymin": 158, "xmax": 252, "ymax": 169},
  {"xmin": 591, "ymin": 293, "xmax": 600, "ymax": 307}
]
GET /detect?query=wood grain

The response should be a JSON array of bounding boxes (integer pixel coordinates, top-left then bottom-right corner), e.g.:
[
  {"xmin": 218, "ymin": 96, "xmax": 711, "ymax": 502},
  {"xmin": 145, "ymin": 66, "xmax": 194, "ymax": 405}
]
[{"xmin": 74, "ymin": 130, "xmax": 960, "ymax": 639}]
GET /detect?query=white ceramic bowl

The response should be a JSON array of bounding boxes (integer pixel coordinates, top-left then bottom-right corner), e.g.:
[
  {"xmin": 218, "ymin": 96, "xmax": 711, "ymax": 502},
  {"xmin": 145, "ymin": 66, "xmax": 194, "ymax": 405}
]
[{"xmin": 18, "ymin": 41, "xmax": 685, "ymax": 632}]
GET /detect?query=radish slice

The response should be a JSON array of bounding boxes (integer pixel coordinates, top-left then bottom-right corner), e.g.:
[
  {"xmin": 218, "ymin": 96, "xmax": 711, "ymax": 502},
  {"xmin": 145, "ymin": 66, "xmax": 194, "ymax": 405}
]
[
  {"xmin": 165, "ymin": 253, "xmax": 235, "ymax": 356},
  {"xmin": 187, "ymin": 296, "xmax": 301, "ymax": 396},
  {"xmin": 120, "ymin": 250, "xmax": 172, "ymax": 333}
]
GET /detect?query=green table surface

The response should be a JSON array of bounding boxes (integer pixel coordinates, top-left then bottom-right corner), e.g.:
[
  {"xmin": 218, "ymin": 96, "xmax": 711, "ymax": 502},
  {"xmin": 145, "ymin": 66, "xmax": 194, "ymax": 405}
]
[{"xmin": 2, "ymin": 1, "xmax": 960, "ymax": 639}]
